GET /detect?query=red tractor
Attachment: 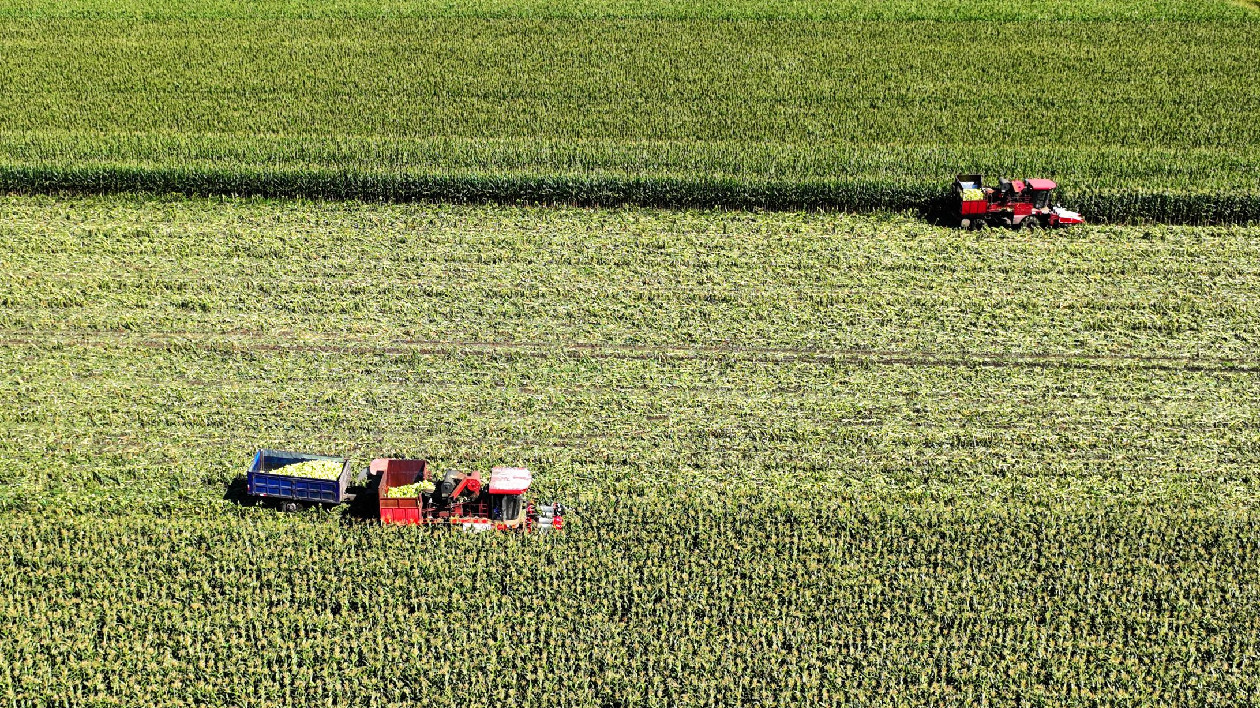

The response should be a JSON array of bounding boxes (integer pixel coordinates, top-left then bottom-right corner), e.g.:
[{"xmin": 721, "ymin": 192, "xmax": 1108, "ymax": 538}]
[
  {"xmin": 954, "ymin": 174, "xmax": 1083, "ymax": 230},
  {"xmin": 374, "ymin": 458, "xmax": 565, "ymax": 532}
]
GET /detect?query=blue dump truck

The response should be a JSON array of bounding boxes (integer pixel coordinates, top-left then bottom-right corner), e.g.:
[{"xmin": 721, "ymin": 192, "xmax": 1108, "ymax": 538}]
[{"xmin": 247, "ymin": 449, "xmax": 363, "ymax": 512}]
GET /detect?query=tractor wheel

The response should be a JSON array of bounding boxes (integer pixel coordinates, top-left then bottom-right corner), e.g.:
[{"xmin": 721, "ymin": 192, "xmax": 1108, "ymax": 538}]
[{"xmin": 1022, "ymin": 216, "xmax": 1043, "ymax": 231}]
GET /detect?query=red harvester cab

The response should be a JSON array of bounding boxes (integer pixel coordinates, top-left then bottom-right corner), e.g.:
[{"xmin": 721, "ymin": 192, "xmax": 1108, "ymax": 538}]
[
  {"xmin": 374, "ymin": 458, "xmax": 563, "ymax": 532},
  {"xmin": 954, "ymin": 174, "xmax": 1083, "ymax": 230}
]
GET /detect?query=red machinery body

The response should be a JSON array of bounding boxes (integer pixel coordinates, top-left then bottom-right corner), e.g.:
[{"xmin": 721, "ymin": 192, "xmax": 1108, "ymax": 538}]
[
  {"xmin": 374, "ymin": 458, "xmax": 564, "ymax": 532},
  {"xmin": 954, "ymin": 174, "xmax": 1083, "ymax": 230}
]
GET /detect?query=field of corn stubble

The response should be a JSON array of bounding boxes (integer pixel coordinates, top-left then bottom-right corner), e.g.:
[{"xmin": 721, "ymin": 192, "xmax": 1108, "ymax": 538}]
[
  {"xmin": 1, "ymin": 0, "xmax": 1258, "ymax": 221},
  {"xmin": 1, "ymin": 195, "xmax": 1259, "ymax": 705}
]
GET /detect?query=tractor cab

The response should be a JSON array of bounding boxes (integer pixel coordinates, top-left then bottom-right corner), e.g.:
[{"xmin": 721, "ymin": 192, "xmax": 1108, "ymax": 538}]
[
  {"xmin": 1021, "ymin": 178, "xmax": 1085, "ymax": 227},
  {"xmin": 1023, "ymin": 178, "xmax": 1056, "ymax": 210},
  {"xmin": 488, "ymin": 466, "xmax": 531, "ymax": 524},
  {"xmin": 999, "ymin": 178, "xmax": 1052, "ymax": 206}
]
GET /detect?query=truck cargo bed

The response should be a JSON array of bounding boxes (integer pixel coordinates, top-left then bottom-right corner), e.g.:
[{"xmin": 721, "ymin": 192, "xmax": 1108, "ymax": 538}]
[{"xmin": 248, "ymin": 449, "xmax": 354, "ymax": 505}]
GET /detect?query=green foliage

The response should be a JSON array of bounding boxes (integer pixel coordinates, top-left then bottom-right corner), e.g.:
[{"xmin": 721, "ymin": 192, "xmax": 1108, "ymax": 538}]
[
  {"xmin": 0, "ymin": 0, "xmax": 1256, "ymax": 221},
  {"xmin": 6, "ymin": 0, "xmax": 1256, "ymax": 20},
  {"xmin": 2, "ymin": 504, "xmax": 1258, "ymax": 705},
  {"xmin": 5, "ymin": 164, "xmax": 1257, "ymax": 224}
]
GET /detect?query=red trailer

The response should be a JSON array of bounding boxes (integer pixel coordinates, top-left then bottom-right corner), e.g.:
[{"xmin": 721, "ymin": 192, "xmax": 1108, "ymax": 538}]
[
  {"xmin": 374, "ymin": 458, "xmax": 564, "ymax": 531},
  {"xmin": 954, "ymin": 174, "xmax": 1083, "ymax": 230}
]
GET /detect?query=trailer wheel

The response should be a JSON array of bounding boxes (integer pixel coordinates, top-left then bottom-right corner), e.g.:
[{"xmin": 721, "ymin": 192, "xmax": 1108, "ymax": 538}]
[
  {"xmin": 1022, "ymin": 216, "xmax": 1043, "ymax": 231},
  {"xmin": 280, "ymin": 500, "xmax": 303, "ymax": 513},
  {"xmin": 971, "ymin": 219, "xmax": 988, "ymax": 231},
  {"xmin": 959, "ymin": 218, "xmax": 971, "ymax": 230}
]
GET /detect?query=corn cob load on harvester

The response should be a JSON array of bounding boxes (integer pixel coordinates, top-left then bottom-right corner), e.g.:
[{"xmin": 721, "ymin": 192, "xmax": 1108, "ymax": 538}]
[{"xmin": 954, "ymin": 174, "xmax": 1084, "ymax": 230}]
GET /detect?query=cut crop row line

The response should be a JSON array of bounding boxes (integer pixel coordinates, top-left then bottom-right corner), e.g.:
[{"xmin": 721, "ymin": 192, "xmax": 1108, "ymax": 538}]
[{"xmin": 4, "ymin": 166, "xmax": 1259, "ymax": 225}]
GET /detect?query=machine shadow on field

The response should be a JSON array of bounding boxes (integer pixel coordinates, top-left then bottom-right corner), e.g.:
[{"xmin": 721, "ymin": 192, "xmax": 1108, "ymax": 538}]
[
  {"xmin": 222, "ymin": 475, "xmax": 256, "ymax": 507},
  {"xmin": 340, "ymin": 479, "xmax": 384, "ymax": 523}
]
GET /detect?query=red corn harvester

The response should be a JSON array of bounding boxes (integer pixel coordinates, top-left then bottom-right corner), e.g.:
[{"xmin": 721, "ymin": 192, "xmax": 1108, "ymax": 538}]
[
  {"xmin": 374, "ymin": 458, "xmax": 565, "ymax": 532},
  {"xmin": 954, "ymin": 174, "xmax": 1084, "ymax": 230}
]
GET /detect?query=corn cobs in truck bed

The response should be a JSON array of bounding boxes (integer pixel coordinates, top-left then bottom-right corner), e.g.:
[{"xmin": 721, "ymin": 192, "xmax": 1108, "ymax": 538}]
[{"xmin": 271, "ymin": 459, "xmax": 343, "ymax": 480}]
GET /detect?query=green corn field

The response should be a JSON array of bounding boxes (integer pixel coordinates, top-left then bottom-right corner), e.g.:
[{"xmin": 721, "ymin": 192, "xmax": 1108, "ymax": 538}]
[{"xmin": 0, "ymin": 0, "xmax": 1257, "ymax": 221}]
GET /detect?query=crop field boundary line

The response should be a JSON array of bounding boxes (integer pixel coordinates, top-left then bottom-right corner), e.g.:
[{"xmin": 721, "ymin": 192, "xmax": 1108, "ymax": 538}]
[
  {"xmin": 3, "ymin": 165, "xmax": 1259, "ymax": 225},
  {"xmin": 3, "ymin": 329, "xmax": 1258, "ymax": 374}
]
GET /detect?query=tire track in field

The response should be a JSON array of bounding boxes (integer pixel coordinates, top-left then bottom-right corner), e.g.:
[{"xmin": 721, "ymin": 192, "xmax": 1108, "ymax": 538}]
[{"xmin": 2, "ymin": 329, "xmax": 1258, "ymax": 374}]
